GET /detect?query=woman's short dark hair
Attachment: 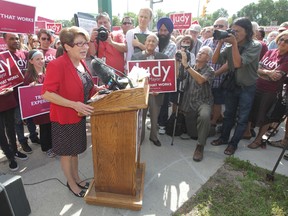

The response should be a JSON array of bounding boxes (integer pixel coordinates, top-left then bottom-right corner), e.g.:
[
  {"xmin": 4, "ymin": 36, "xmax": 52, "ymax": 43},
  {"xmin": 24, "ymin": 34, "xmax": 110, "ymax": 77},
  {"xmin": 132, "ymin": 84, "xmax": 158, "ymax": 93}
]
[
  {"xmin": 59, "ymin": 26, "xmax": 89, "ymax": 51},
  {"xmin": 233, "ymin": 17, "xmax": 253, "ymax": 42}
]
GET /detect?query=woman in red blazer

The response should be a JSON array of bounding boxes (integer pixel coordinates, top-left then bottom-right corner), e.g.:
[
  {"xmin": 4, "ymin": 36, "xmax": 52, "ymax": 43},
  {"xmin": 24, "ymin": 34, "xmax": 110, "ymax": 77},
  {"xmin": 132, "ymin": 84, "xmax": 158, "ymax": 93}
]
[{"xmin": 42, "ymin": 26, "xmax": 102, "ymax": 197}]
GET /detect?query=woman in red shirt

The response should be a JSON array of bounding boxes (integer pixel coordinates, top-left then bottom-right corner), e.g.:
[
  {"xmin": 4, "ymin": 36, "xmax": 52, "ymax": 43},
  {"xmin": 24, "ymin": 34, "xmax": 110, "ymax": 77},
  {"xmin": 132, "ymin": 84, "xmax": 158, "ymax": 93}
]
[
  {"xmin": 42, "ymin": 27, "xmax": 102, "ymax": 197},
  {"xmin": 245, "ymin": 30, "xmax": 288, "ymax": 149}
]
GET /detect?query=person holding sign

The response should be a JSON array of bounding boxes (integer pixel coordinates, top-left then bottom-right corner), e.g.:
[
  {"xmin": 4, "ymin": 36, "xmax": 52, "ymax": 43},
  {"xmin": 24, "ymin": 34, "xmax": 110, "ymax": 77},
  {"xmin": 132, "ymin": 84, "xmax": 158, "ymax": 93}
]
[
  {"xmin": 24, "ymin": 50, "xmax": 55, "ymax": 158},
  {"xmin": 131, "ymin": 33, "xmax": 168, "ymax": 147},
  {"xmin": 0, "ymin": 87, "xmax": 27, "ymax": 171},
  {"xmin": 42, "ymin": 26, "xmax": 104, "ymax": 198}
]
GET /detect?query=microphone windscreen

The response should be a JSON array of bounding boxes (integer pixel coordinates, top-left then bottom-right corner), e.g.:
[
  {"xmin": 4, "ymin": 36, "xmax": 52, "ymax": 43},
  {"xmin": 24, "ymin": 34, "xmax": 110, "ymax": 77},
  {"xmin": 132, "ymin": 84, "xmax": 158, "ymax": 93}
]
[{"xmin": 91, "ymin": 58, "xmax": 115, "ymax": 85}]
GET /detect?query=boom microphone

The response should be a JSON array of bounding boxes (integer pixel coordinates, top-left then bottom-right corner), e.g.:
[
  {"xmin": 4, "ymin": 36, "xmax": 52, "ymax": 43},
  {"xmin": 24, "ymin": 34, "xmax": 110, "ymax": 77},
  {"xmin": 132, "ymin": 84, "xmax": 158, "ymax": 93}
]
[
  {"xmin": 90, "ymin": 57, "xmax": 123, "ymax": 90},
  {"xmin": 90, "ymin": 56, "xmax": 134, "ymax": 89}
]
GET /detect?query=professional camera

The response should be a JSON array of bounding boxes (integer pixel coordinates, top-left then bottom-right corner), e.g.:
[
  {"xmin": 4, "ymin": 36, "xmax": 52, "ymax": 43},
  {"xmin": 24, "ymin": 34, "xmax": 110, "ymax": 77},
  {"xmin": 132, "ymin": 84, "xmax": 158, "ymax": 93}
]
[
  {"xmin": 213, "ymin": 29, "xmax": 235, "ymax": 40},
  {"xmin": 97, "ymin": 25, "xmax": 109, "ymax": 41},
  {"xmin": 176, "ymin": 45, "xmax": 191, "ymax": 62}
]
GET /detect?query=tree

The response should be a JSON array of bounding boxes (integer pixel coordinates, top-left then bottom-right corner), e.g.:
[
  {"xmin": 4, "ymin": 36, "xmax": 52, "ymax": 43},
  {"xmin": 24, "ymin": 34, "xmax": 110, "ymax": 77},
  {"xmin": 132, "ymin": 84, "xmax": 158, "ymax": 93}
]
[{"xmin": 112, "ymin": 16, "xmax": 121, "ymax": 26}]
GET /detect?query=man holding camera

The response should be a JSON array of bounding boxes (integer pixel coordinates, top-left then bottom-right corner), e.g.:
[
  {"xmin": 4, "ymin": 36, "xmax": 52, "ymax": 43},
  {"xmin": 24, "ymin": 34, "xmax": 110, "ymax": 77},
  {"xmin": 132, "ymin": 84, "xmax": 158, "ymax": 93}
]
[
  {"xmin": 201, "ymin": 17, "xmax": 229, "ymax": 136},
  {"xmin": 179, "ymin": 46, "xmax": 214, "ymax": 161},
  {"xmin": 88, "ymin": 12, "xmax": 127, "ymax": 74}
]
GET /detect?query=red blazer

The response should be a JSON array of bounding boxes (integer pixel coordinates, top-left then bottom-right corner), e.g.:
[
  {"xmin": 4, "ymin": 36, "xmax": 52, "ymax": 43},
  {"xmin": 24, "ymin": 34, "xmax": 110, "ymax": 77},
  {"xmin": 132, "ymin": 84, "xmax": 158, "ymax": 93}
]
[{"xmin": 42, "ymin": 52, "xmax": 96, "ymax": 124}]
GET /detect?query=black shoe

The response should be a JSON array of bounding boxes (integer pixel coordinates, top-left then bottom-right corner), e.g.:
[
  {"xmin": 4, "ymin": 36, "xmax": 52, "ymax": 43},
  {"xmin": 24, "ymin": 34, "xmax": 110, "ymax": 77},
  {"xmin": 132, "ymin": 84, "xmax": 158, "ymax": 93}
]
[
  {"xmin": 284, "ymin": 153, "xmax": 288, "ymax": 161},
  {"xmin": 76, "ymin": 182, "xmax": 89, "ymax": 189},
  {"xmin": 66, "ymin": 182, "xmax": 86, "ymax": 197},
  {"xmin": 30, "ymin": 137, "xmax": 41, "ymax": 144},
  {"xmin": 149, "ymin": 138, "xmax": 161, "ymax": 147},
  {"xmin": 14, "ymin": 151, "xmax": 28, "ymax": 160},
  {"xmin": 21, "ymin": 141, "xmax": 32, "ymax": 154},
  {"xmin": 9, "ymin": 160, "xmax": 19, "ymax": 171}
]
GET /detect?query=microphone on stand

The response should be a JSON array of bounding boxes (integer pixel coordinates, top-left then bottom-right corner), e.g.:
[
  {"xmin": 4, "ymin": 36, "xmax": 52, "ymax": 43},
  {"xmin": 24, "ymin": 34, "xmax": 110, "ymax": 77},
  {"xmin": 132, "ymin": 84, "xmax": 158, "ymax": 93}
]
[{"xmin": 90, "ymin": 56, "xmax": 134, "ymax": 90}]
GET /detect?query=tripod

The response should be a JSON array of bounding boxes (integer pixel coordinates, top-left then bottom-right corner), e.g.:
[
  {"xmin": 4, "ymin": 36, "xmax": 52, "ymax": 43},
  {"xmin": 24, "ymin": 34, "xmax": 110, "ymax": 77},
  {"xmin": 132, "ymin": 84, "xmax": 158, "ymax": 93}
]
[{"xmin": 170, "ymin": 64, "xmax": 186, "ymax": 146}]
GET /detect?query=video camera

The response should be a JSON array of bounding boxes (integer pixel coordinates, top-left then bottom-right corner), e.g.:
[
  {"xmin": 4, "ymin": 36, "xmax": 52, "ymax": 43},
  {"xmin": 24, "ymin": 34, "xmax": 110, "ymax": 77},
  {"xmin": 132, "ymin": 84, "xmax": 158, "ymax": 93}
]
[
  {"xmin": 176, "ymin": 45, "xmax": 191, "ymax": 63},
  {"xmin": 97, "ymin": 25, "xmax": 109, "ymax": 41},
  {"xmin": 213, "ymin": 29, "xmax": 235, "ymax": 40}
]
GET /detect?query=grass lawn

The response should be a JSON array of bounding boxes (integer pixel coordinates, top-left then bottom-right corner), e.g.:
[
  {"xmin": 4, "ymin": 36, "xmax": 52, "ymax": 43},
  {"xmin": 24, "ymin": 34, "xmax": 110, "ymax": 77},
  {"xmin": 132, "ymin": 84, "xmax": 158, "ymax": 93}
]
[{"xmin": 173, "ymin": 157, "xmax": 288, "ymax": 216}]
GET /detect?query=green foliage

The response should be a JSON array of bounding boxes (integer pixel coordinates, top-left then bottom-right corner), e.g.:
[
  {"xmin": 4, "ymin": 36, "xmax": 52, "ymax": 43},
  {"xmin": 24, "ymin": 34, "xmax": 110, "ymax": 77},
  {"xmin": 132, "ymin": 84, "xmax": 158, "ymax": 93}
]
[
  {"xmin": 173, "ymin": 157, "xmax": 288, "ymax": 216},
  {"xmin": 112, "ymin": 16, "xmax": 121, "ymax": 26}
]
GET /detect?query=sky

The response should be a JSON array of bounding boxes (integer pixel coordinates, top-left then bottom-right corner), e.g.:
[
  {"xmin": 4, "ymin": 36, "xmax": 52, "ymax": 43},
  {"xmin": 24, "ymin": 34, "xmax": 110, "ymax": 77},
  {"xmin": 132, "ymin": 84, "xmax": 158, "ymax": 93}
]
[{"xmin": 5, "ymin": 0, "xmax": 260, "ymax": 20}]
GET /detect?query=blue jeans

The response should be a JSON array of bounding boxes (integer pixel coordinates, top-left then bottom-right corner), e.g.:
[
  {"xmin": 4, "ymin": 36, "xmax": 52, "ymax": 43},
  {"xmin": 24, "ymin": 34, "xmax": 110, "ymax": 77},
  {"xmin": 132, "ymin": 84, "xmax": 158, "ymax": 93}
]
[
  {"xmin": 14, "ymin": 106, "xmax": 38, "ymax": 144},
  {"xmin": 220, "ymin": 84, "xmax": 256, "ymax": 147}
]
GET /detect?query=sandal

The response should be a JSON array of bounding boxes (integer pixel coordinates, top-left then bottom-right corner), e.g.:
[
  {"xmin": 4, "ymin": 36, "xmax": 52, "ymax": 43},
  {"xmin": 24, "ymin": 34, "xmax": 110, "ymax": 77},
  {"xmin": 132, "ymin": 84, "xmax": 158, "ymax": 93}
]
[
  {"xmin": 211, "ymin": 138, "xmax": 228, "ymax": 146},
  {"xmin": 247, "ymin": 140, "xmax": 266, "ymax": 149},
  {"xmin": 224, "ymin": 145, "xmax": 237, "ymax": 155}
]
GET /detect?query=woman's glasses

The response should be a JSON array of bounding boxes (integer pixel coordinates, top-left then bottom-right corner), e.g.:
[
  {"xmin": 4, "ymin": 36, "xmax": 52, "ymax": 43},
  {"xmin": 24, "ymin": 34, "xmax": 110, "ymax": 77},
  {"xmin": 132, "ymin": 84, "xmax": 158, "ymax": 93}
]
[
  {"xmin": 73, "ymin": 41, "xmax": 89, "ymax": 47},
  {"xmin": 279, "ymin": 37, "xmax": 288, "ymax": 44},
  {"xmin": 213, "ymin": 24, "xmax": 224, "ymax": 28},
  {"xmin": 40, "ymin": 37, "xmax": 51, "ymax": 41}
]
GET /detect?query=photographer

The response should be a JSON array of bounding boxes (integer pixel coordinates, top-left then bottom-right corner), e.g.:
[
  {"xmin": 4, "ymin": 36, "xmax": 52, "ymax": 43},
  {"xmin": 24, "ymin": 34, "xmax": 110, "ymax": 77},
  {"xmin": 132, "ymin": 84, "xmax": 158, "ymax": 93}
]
[
  {"xmin": 88, "ymin": 12, "xmax": 127, "ymax": 74},
  {"xmin": 179, "ymin": 46, "xmax": 214, "ymax": 162},
  {"xmin": 211, "ymin": 17, "xmax": 262, "ymax": 155}
]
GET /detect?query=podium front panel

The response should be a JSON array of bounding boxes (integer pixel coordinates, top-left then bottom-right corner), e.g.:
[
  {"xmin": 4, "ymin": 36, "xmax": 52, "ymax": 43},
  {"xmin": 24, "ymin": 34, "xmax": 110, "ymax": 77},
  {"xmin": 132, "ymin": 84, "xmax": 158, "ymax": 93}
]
[{"xmin": 90, "ymin": 110, "xmax": 139, "ymax": 196}]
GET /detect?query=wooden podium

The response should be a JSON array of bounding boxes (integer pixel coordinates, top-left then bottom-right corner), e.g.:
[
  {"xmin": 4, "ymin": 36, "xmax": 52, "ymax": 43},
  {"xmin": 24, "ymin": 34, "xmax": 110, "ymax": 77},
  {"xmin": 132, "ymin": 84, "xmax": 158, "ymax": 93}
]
[{"xmin": 84, "ymin": 79, "xmax": 149, "ymax": 210}]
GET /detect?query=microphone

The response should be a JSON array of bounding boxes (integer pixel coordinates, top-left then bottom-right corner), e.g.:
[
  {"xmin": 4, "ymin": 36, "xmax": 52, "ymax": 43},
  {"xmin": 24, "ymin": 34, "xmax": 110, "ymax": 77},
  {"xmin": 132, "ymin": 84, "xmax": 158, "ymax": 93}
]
[{"xmin": 90, "ymin": 56, "xmax": 134, "ymax": 89}]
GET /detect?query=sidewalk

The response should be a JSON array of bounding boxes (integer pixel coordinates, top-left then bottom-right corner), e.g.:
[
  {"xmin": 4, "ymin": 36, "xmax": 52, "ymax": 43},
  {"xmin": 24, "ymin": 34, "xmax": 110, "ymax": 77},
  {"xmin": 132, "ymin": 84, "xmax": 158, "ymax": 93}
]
[{"xmin": 0, "ymin": 121, "xmax": 287, "ymax": 216}]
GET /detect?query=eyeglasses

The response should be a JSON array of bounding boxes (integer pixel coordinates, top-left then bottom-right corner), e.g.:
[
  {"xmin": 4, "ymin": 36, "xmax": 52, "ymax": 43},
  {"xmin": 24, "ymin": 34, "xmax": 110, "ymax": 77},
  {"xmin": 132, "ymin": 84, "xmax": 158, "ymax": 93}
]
[
  {"xmin": 73, "ymin": 41, "xmax": 89, "ymax": 47},
  {"xmin": 40, "ymin": 37, "xmax": 51, "ymax": 41},
  {"xmin": 213, "ymin": 24, "xmax": 224, "ymax": 28},
  {"xmin": 122, "ymin": 22, "xmax": 132, "ymax": 25},
  {"xmin": 279, "ymin": 38, "xmax": 288, "ymax": 44}
]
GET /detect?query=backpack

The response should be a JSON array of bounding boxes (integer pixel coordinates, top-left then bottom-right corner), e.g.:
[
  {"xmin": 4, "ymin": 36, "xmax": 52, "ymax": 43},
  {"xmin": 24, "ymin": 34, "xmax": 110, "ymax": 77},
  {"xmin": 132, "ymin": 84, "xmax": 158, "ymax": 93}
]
[{"xmin": 165, "ymin": 112, "xmax": 186, "ymax": 136}]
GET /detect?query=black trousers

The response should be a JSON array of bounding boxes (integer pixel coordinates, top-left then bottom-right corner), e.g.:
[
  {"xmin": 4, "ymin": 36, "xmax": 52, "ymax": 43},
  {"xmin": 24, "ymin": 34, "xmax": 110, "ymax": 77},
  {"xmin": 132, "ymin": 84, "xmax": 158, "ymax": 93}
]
[
  {"xmin": 0, "ymin": 108, "xmax": 17, "ymax": 160},
  {"xmin": 40, "ymin": 123, "xmax": 52, "ymax": 152}
]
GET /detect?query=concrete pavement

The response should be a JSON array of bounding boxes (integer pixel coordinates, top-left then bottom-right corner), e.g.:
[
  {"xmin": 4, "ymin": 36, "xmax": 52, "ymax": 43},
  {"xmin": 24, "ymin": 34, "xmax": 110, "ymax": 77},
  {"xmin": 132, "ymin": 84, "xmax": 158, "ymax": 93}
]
[{"xmin": 0, "ymin": 120, "xmax": 287, "ymax": 216}]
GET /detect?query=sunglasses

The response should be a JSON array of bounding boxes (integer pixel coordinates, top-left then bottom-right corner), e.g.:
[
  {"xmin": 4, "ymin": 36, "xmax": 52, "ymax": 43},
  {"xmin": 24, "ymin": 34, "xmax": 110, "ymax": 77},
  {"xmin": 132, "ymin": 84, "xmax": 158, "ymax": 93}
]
[
  {"xmin": 41, "ymin": 37, "xmax": 51, "ymax": 41},
  {"xmin": 213, "ymin": 24, "xmax": 224, "ymax": 28},
  {"xmin": 73, "ymin": 41, "xmax": 89, "ymax": 47},
  {"xmin": 279, "ymin": 38, "xmax": 288, "ymax": 44},
  {"xmin": 122, "ymin": 22, "xmax": 132, "ymax": 25}
]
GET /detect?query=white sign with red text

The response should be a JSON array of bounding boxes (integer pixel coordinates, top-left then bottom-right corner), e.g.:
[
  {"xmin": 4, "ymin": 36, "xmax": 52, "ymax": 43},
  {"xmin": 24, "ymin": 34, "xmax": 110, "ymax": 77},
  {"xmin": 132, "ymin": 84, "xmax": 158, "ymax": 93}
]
[{"xmin": 127, "ymin": 59, "xmax": 176, "ymax": 93}]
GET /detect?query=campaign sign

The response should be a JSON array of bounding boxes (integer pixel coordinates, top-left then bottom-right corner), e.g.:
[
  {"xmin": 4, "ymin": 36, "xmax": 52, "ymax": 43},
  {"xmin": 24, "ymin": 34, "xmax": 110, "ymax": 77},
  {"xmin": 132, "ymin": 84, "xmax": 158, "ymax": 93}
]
[
  {"xmin": 46, "ymin": 23, "xmax": 62, "ymax": 34},
  {"xmin": 169, "ymin": 13, "xmax": 192, "ymax": 30},
  {"xmin": 0, "ymin": 51, "xmax": 24, "ymax": 93},
  {"xmin": 0, "ymin": 37, "xmax": 7, "ymax": 50},
  {"xmin": 127, "ymin": 59, "xmax": 176, "ymax": 93},
  {"xmin": 18, "ymin": 85, "xmax": 50, "ymax": 119},
  {"xmin": 0, "ymin": 1, "xmax": 35, "ymax": 34}
]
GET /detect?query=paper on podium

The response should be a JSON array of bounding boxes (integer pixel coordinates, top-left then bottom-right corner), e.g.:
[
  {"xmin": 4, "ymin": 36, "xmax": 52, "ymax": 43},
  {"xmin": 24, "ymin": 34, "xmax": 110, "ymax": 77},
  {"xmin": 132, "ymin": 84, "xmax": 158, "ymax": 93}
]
[{"xmin": 127, "ymin": 66, "xmax": 150, "ymax": 88}]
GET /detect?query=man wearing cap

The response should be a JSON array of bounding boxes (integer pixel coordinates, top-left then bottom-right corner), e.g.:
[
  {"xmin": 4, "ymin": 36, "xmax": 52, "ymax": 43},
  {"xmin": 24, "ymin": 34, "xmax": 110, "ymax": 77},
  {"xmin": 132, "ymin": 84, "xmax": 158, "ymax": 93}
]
[
  {"xmin": 188, "ymin": 24, "xmax": 203, "ymax": 58},
  {"xmin": 156, "ymin": 17, "xmax": 177, "ymax": 135},
  {"xmin": 268, "ymin": 21, "xmax": 288, "ymax": 50}
]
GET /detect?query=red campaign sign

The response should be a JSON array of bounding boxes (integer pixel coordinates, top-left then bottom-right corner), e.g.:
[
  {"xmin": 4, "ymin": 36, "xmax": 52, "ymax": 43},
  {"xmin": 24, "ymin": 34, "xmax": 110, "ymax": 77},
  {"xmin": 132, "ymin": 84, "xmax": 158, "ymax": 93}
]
[
  {"xmin": 37, "ymin": 16, "xmax": 54, "ymax": 23},
  {"xmin": 0, "ymin": 1, "xmax": 35, "ymax": 34},
  {"xmin": 46, "ymin": 23, "xmax": 62, "ymax": 34},
  {"xmin": 127, "ymin": 59, "xmax": 176, "ymax": 93},
  {"xmin": 0, "ymin": 37, "xmax": 7, "ymax": 50},
  {"xmin": 35, "ymin": 21, "xmax": 46, "ymax": 33},
  {"xmin": 0, "ymin": 51, "xmax": 24, "ymax": 93},
  {"xmin": 18, "ymin": 85, "xmax": 50, "ymax": 119},
  {"xmin": 169, "ymin": 13, "xmax": 192, "ymax": 30}
]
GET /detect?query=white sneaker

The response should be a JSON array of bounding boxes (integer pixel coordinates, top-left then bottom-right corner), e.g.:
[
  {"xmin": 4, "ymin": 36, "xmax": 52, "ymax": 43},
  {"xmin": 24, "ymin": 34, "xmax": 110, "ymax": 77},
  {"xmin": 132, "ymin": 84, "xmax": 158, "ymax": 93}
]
[
  {"xmin": 158, "ymin": 126, "xmax": 166, "ymax": 135},
  {"xmin": 180, "ymin": 133, "xmax": 191, "ymax": 140}
]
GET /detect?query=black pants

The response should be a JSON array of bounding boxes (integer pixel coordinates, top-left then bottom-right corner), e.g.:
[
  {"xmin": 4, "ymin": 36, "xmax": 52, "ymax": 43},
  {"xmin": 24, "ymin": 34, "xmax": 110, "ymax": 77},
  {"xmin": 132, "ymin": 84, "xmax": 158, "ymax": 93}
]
[
  {"xmin": 40, "ymin": 123, "xmax": 52, "ymax": 152},
  {"xmin": 0, "ymin": 108, "xmax": 17, "ymax": 160}
]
